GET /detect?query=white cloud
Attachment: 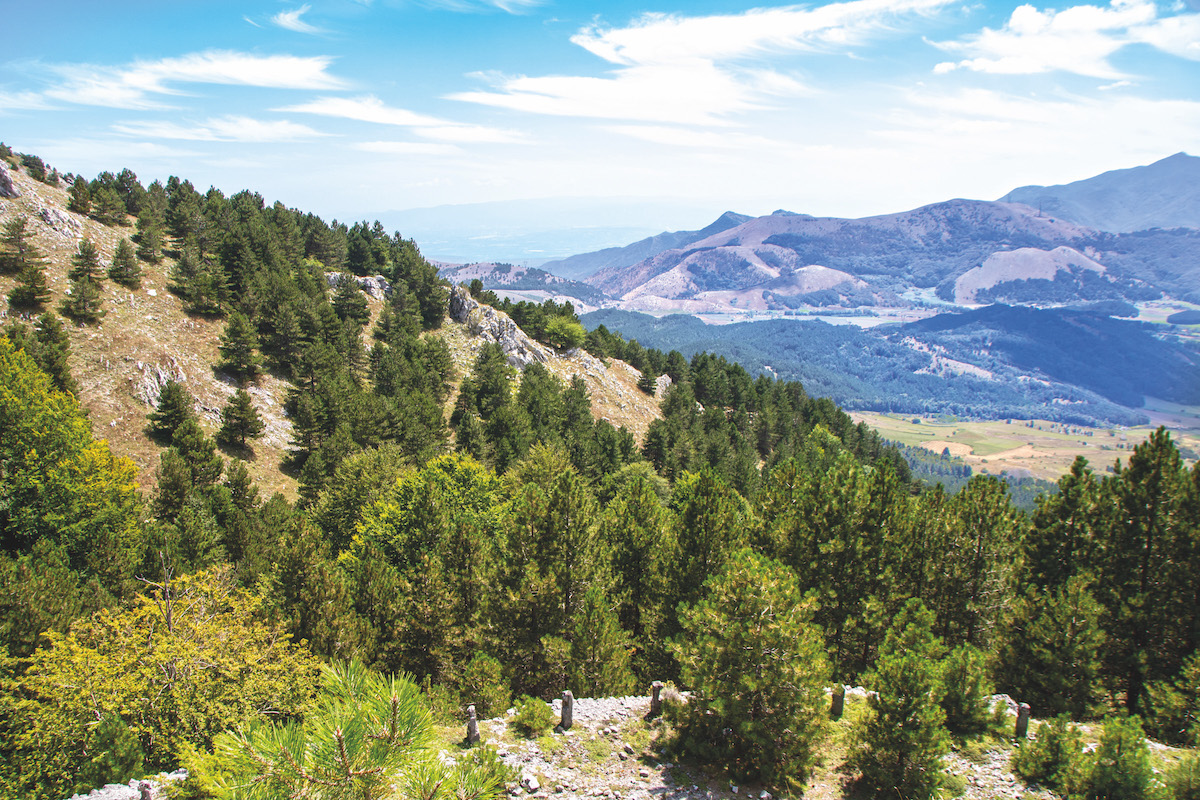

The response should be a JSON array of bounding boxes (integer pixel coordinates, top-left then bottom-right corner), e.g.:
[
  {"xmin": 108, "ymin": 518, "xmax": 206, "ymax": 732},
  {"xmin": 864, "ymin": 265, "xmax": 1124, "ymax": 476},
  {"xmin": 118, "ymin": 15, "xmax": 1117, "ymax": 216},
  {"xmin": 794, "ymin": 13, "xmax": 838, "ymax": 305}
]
[
  {"xmin": 452, "ymin": 0, "xmax": 950, "ymax": 125},
  {"xmin": 44, "ymin": 51, "xmax": 347, "ymax": 109},
  {"xmin": 418, "ymin": 0, "xmax": 541, "ymax": 11},
  {"xmin": 572, "ymin": 0, "xmax": 953, "ymax": 66},
  {"xmin": 356, "ymin": 141, "xmax": 461, "ymax": 155},
  {"xmin": 279, "ymin": 95, "xmax": 447, "ymax": 127},
  {"xmin": 273, "ymin": 5, "xmax": 327, "ymax": 34},
  {"xmin": 604, "ymin": 125, "xmax": 783, "ymax": 149},
  {"xmin": 280, "ymin": 95, "xmax": 524, "ymax": 143},
  {"xmin": 0, "ymin": 91, "xmax": 55, "ymax": 112},
  {"xmin": 112, "ymin": 116, "xmax": 330, "ymax": 142},
  {"xmin": 413, "ymin": 125, "xmax": 527, "ymax": 143},
  {"xmin": 877, "ymin": 86, "xmax": 1200, "ymax": 168},
  {"xmin": 933, "ymin": 0, "xmax": 1200, "ymax": 77}
]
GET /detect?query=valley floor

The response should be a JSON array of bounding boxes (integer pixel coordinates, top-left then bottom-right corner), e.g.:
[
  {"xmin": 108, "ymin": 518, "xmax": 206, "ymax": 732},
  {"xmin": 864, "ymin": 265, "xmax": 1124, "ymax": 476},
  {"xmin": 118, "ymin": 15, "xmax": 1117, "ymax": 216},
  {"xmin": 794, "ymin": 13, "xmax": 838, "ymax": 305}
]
[{"xmin": 851, "ymin": 401, "xmax": 1200, "ymax": 483}]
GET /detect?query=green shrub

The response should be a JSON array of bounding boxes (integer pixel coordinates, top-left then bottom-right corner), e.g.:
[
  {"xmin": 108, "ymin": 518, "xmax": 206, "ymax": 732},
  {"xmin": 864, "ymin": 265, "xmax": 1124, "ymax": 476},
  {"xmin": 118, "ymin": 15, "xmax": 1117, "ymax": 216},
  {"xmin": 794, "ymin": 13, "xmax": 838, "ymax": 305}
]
[
  {"xmin": 512, "ymin": 696, "xmax": 555, "ymax": 738},
  {"xmin": 460, "ymin": 744, "xmax": 518, "ymax": 785},
  {"xmin": 1011, "ymin": 715, "xmax": 1083, "ymax": 793},
  {"xmin": 1076, "ymin": 716, "xmax": 1152, "ymax": 800},
  {"xmin": 1166, "ymin": 752, "xmax": 1200, "ymax": 800},
  {"xmin": 77, "ymin": 715, "xmax": 144, "ymax": 793},
  {"xmin": 1146, "ymin": 652, "xmax": 1200, "ymax": 746}
]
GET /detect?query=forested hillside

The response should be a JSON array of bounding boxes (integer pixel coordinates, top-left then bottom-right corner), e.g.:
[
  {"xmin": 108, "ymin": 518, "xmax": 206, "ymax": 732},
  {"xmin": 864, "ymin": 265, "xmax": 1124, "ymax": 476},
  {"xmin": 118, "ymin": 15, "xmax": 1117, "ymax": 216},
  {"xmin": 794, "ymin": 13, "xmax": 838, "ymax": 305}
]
[{"xmin": 2, "ymin": 148, "xmax": 1199, "ymax": 800}]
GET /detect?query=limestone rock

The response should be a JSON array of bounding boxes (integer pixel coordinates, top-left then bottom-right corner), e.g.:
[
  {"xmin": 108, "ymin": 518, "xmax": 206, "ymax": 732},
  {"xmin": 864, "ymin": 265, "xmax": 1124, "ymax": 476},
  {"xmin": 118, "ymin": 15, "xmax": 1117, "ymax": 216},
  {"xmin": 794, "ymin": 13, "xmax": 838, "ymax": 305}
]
[
  {"xmin": 448, "ymin": 284, "xmax": 551, "ymax": 369},
  {"xmin": 38, "ymin": 205, "xmax": 82, "ymax": 237},
  {"xmin": 0, "ymin": 160, "xmax": 19, "ymax": 199},
  {"xmin": 325, "ymin": 272, "xmax": 392, "ymax": 300}
]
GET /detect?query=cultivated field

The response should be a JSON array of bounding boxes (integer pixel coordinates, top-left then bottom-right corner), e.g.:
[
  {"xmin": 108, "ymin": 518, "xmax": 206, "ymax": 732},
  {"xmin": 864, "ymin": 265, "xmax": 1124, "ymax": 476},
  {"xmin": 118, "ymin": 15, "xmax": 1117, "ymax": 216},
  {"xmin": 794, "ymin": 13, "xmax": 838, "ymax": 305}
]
[{"xmin": 852, "ymin": 399, "xmax": 1200, "ymax": 483}]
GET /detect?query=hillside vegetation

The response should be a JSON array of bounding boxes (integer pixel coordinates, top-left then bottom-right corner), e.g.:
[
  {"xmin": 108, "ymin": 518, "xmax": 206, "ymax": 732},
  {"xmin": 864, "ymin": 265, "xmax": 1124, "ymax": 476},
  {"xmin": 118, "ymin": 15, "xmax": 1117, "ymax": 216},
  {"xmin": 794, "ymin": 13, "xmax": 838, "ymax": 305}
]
[{"xmin": 1, "ymin": 148, "xmax": 1199, "ymax": 800}]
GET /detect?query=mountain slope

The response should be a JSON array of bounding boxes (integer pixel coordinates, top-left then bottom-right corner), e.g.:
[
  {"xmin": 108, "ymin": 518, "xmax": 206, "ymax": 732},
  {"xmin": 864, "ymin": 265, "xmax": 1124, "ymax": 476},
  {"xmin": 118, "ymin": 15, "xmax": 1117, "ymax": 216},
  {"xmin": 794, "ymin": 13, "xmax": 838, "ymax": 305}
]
[
  {"xmin": 586, "ymin": 201, "xmax": 1132, "ymax": 310},
  {"xmin": 540, "ymin": 210, "xmax": 751, "ymax": 280},
  {"xmin": 1000, "ymin": 152, "xmax": 1200, "ymax": 233},
  {"xmin": 581, "ymin": 305, "xmax": 1200, "ymax": 426}
]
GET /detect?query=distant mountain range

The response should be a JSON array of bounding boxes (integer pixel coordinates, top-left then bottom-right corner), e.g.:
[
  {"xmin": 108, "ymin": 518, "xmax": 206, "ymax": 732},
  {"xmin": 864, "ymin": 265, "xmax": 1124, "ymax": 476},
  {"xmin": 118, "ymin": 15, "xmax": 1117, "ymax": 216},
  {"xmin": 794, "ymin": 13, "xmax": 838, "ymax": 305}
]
[
  {"xmin": 1000, "ymin": 152, "xmax": 1200, "ymax": 233},
  {"xmin": 539, "ymin": 211, "xmax": 752, "ymax": 281},
  {"xmin": 456, "ymin": 153, "xmax": 1200, "ymax": 314}
]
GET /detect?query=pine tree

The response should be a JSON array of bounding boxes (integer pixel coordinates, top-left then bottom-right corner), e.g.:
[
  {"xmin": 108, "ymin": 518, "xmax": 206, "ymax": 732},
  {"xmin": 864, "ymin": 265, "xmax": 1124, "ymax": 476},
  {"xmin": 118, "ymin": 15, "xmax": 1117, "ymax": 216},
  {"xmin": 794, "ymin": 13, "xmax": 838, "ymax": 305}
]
[
  {"xmin": 216, "ymin": 311, "xmax": 262, "ymax": 384},
  {"xmin": 70, "ymin": 239, "xmax": 100, "ymax": 281},
  {"xmin": 847, "ymin": 598, "xmax": 949, "ymax": 800},
  {"xmin": 60, "ymin": 239, "xmax": 106, "ymax": 323},
  {"xmin": 8, "ymin": 259, "xmax": 52, "ymax": 311},
  {"xmin": 171, "ymin": 417, "xmax": 224, "ymax": 488},
  {"xmin": 90, "ymin": 184, "xmax": 126, "ymax": 226},
  {"xmin": 135, "ymin": 203, "xmax": 165, "ymax": 264},
  {"xmin": 331, "ymin": 272, "xmax": 370, "ymax": 328},
  {"xmin": 59, "ymin": 273, "xmax": 105, "ymax": 323},
  {"xmin": 1, "ymin": 216, "xmax": 47, "ymax": 276},
  {"xmin": 671, "ymin": 548, "xmax": 829, "ymax": 789},
  {"xmin": 33, "ymin": 312, "xmax": 76, "ymax": 395},
  {"xmin": 67, "ymin": 176, "xmax": 91, "ymax": 215},
  {"xmin": 148, "ymin": 380, "xmax": 196, "ymax": 441},
  {"xmin": 217, "ymin": 389, "xmax": 265, "ymax": 450},
  {"xmin": 107, "ymin": 238, "xmax": 141, "ymax": 288}
]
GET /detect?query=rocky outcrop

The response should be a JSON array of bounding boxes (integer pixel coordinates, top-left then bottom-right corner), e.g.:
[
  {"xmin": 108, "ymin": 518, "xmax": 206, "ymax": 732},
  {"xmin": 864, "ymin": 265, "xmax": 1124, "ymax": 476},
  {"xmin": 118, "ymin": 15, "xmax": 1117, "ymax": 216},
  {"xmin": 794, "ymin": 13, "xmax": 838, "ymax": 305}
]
[
  {"xmin": 448, "ymin": 284, "xmax": 551, "ymax": 369},
  {"xmin": 324, "ymin": 272, "xmax": 392, "ymax": 300},
  {"xmin": 39, "ymin": 205, "xmax": 82, "ymax": 238},
  {"xmin": 0, "ymin": 161, "xmax": 19, "ymax": 199}
]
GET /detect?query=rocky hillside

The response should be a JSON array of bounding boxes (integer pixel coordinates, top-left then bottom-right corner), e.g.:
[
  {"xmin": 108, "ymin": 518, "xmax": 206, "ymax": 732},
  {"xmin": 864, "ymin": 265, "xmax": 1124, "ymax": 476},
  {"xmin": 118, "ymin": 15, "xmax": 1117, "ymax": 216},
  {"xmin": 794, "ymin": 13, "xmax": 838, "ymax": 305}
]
[{"xmin": 0, "ymin": 159, "xmax": 660, "ymax": 496}]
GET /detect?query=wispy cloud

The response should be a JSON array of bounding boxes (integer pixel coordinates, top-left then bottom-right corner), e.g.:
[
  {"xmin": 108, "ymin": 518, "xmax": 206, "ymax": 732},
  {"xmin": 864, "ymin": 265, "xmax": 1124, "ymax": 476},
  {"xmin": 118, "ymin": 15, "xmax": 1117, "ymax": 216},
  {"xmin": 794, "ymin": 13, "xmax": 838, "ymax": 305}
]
[
  {"xmin": 878, "ymin": 86, "xmax": 1200, "ymax": 161},
  {"xmin": 0, "ymin": 90, "xmax": 56, "ymax": 112},
  {"xmin": 273, "ymin": 5, "xmax": 328, "ymax": 35},
  {"xmin": 280, "ymin": 95, "xmax": 447, "ymax": 126},
  {"xmin": 451, "ymin": 0, "xmax": 953, "ymax": 124},
  {"xmin": 280, "ymin": 95, "xmax": 524, "ymax": 143},
  {"xmin": 43, "ymin": 51, "xmax": 347, "ymax": 109},
  {"xmin": 604, "ymin": 125, "xmax": 783, "ymax": 149},
  {"xmin": 356, "ymin": 141, "xmax": 461, "ymax": 155},
  {"xmin": 113, "ymin": 116, "xmax": 330, "ymax": 142},
  {"xmin": 419, "ymin": 0, "xmax": 542, "ymax": 12},
  {"xmin": 933, "ymin": 0, "xmax": 1200, "ymax": 77}
]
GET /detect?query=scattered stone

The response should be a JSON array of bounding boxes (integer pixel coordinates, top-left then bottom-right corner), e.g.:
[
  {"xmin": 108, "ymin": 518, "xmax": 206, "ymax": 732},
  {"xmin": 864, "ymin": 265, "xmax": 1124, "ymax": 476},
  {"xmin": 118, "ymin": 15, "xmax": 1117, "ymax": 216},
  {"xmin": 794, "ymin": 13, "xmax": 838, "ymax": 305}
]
[{"xmin": 522, "ymin": 774, "xmax": 541, "ymax": 793}]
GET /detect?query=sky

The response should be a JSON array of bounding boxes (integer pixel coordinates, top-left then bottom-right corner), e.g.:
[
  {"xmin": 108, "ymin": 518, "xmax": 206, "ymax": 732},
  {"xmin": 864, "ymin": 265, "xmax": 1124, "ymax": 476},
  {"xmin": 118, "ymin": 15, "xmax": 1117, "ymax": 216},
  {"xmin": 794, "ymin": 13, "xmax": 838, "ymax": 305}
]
[{"xmin": 2, "ymin": 0, "xmax": 1199, "ymax": 243}]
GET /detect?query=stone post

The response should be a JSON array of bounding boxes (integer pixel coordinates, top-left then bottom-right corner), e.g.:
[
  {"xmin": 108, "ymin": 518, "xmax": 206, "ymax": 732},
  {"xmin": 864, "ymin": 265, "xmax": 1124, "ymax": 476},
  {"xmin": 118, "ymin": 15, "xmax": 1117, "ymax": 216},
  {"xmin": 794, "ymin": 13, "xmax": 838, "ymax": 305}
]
[
  {"xmin": 560, "ymin": 690, "xmax": 574, "ymax": 730},
  {"xmin": 830, "ymin": 685, "xmax": 845, "ymax": 720},
  {"xmin": 466, "ymin": 704, "xmax": 480, "ymax": 745},
  {"xmin": 650, "ymin": 681, "xmax": 664, "ymax": 717},
  {"xmin": 1015, "ymin": 703, "xmax": 1031, "ymax": 739}
]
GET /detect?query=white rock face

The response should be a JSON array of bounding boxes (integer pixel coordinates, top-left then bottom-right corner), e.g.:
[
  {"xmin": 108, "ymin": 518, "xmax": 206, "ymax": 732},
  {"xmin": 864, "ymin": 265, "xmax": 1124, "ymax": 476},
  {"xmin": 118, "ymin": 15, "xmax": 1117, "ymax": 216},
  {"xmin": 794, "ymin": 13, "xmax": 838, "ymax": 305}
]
[
  {"xmin": 448, "ymin": 284, "xmax": 551, "ymax": 369},
  {"xmin": 0, "ymin": 161, "xmax": 19, "ymax": 198}
]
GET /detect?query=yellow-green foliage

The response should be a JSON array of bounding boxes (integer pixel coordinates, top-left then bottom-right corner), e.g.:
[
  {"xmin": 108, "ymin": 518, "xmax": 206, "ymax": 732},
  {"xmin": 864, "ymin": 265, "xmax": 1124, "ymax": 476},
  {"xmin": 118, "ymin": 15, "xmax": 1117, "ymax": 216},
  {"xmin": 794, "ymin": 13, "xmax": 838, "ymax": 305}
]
[
  {"xmin": 3, "ymin": 566, "xmax": 318, "ymax": 799},
  {"xmin": 0, "ymin": 335, "xmax": 142, "ymax": 595}
]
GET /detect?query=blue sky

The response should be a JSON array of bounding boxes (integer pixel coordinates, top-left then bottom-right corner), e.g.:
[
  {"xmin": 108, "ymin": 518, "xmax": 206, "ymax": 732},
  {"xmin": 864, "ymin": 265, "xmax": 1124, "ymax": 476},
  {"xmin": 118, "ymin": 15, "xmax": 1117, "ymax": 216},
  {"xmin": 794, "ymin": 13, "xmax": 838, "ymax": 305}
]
[{"xmin": 2, "ymin": 0, "xmax": 1199, "ymax": 232}]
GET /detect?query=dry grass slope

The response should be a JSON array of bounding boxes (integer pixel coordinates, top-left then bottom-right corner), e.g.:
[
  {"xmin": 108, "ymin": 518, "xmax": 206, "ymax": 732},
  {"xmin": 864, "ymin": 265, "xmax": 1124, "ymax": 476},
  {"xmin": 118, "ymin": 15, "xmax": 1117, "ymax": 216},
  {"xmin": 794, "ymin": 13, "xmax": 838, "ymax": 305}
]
[{"xmin": 1, "ymin": 162, "xmax": 662, "ymax": 499}]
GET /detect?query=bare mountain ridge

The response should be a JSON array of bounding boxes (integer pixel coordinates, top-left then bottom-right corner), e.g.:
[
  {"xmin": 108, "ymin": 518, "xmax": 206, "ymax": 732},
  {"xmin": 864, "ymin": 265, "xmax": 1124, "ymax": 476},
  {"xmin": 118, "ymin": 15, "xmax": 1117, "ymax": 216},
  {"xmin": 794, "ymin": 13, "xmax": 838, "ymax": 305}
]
[
  {"xmin": 585, "ymin": 199, "xmax": 1133, "ymax": 310},
  {"xmin": 1000, "ymin": 152, "xmax": 1200, "ymax": 233},
  {"xmin": 539, "ymin": 210, "xmax": 752, "ymax": 281}
]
